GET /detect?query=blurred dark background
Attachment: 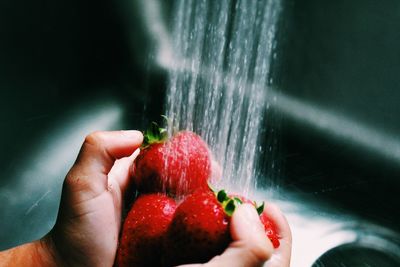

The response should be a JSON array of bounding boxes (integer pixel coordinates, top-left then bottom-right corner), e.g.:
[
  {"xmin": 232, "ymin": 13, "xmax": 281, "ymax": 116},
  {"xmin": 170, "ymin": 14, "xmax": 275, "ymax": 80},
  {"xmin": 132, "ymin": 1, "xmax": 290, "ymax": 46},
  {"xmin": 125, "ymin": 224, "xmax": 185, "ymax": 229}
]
[
  {"xmin": 0, "ymin": 0, "xmax": 165, "ymax": 248},
  {"xmin": 277, "ymin": 0, "xmax": 400, "ymax": 233},
  {"xmin": 0, "ymin": 0, "xmax": 399, "ymax": 255}
]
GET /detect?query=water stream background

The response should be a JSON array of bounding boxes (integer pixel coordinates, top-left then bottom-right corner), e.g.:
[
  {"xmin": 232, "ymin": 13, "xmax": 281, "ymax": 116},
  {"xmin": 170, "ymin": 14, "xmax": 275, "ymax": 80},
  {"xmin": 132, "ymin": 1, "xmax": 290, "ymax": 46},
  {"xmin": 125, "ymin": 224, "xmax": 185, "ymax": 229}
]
[{"xmin": 165, "ymin": 0, "xmax": 282, "ymax": 196}]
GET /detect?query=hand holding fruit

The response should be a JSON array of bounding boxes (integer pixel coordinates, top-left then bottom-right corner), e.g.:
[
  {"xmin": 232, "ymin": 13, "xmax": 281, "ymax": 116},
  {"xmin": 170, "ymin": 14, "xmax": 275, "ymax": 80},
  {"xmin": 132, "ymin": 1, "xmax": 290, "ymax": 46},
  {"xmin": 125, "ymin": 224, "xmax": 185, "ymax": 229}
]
[
  {"xmin": 0, "ymin": 129, "xmax": 291, "ymax": 267},
  {"xmin": 117, "ymin": 125, "xmax": 292, "ymax": 267}
]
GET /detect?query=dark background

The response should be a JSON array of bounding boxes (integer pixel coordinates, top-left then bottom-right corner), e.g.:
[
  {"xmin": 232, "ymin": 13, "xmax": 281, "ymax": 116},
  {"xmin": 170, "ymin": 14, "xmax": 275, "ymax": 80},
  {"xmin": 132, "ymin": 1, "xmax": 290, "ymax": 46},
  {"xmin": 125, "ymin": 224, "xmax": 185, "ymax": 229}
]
[
  {"xmin": 277, "ymin": 0, "xmax": 400, "ymax": 232},
  {"xmin": 0, "ymin": 0, "xmax": 399, "ymax": 248}
]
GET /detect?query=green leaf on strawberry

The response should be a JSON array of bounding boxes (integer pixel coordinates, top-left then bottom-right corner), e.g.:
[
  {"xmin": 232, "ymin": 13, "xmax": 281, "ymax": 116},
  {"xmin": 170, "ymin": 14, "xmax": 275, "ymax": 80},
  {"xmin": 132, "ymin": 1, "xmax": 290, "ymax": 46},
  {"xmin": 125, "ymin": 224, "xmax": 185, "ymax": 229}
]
[
  {"xmin": 217, "ymin": 189, "xmax": 228, "ymax": 202},
  {"xmin": 215, "ymin": 189, "xmax": 245, "ymax": 216},
  {"xmin": 142, "ymin": 122, "xmax": 168, "ymax": 147},
  {"xmin": 256, "ymin": 201, "xmax": 265, "ymax": 215}
]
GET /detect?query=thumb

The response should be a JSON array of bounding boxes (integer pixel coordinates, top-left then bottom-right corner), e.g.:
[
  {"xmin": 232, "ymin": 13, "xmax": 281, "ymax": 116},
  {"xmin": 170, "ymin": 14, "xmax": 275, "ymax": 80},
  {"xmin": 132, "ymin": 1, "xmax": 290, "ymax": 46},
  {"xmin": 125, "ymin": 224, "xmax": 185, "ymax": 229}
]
[{"xmin": 205, "ymin": 204, "xmax": 273, "ymax": 267}]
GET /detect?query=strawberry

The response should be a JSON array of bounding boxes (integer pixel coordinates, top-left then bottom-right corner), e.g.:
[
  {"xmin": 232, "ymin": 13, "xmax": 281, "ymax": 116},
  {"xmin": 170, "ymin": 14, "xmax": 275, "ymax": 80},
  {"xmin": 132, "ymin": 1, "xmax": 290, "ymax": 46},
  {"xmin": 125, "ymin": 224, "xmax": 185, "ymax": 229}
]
[
  {"xmin": 229, "ymin": 194, "xmax": 280, "ymax": 248},
  {"xmin": 116, "ymin": 194, "xmax": 177, "ymax": 267},
  {"xmin": 260, "ymin": 211, "xmax": 280, "ymax": 248},
  {"xmin": 163, "ymin": 190, "xmax": 231, "ymax": 266},
  {"xmin": 164, "ymin": 188, "xmax": 281, "ymax": 266},
  {"xmin": 133, "ymin": 122, "xmax": 211, "ymax": 197}
]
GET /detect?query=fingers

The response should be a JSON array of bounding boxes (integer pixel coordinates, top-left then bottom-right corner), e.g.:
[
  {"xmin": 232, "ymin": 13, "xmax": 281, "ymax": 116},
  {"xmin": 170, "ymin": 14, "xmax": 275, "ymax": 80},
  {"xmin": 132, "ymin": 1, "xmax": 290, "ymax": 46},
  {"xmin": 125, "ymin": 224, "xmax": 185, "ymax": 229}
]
[
  {"xmin": 203, "ymin": 204, "xmax": 273, "ymax": 267},
  {"xmin": 75, "ymin": 130, "xmax": 143, "ymax": 175},
  {"xmin": 264, "ymin": 204, "xmax": 292, "ymax": 267},
  {"xmin": 108, "ymin": 149, "xmax": 141, "ymax": 196},
  {"xmin": 64, "ymin": 130, "xmax": 143, "ymax": 200}
]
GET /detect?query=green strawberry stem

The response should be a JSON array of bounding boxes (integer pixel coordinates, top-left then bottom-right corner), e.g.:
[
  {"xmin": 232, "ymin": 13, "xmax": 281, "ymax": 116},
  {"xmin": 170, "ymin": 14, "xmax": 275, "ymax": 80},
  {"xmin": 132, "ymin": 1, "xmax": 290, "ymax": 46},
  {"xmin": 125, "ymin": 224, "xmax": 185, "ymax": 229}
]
[
  {"xmin": 213, "ymin": 188, "xmax": 265, "ymax": 217},
  {"xmin": 255, "ymin": 202, "xmax": 265, "ymax": 215},
  {"xmin": 142, "ymin": 121, "xmax": 168, "ymax": 147}
]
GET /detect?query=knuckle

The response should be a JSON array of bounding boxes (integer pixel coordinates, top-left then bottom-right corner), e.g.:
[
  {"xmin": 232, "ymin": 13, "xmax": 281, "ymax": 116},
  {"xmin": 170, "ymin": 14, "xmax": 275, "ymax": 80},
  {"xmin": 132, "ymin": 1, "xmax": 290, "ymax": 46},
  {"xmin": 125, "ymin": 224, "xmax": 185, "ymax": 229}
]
[
  {"xmin": 64, "ymin": 170, "xmax": 92, "ymax": 193},
  {"xmin": 247, "ymin": 241, "xmax": 272, "ymax": 262},
  {"xmin": 64, "ymin": 169, "xmax": 80, "ymax": 187},
  {"xmin": 84, "ymin": 131, "xmax": 104, "ymax": 146}
]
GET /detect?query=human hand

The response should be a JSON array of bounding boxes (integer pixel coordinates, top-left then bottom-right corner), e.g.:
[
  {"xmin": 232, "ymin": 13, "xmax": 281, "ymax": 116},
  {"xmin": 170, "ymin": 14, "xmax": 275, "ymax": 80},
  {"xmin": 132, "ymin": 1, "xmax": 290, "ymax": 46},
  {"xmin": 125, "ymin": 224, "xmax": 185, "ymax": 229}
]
[
  {"xmin": 46, "ymin": 130, "xmax": 291, "ymax": 267},
  {"xmin": 47, "ymin": 130, "xmax": 143, "ymax": 267},
  {"xmin": 1, "ymin": 130, "xmax": 291, "ymax": 267}
]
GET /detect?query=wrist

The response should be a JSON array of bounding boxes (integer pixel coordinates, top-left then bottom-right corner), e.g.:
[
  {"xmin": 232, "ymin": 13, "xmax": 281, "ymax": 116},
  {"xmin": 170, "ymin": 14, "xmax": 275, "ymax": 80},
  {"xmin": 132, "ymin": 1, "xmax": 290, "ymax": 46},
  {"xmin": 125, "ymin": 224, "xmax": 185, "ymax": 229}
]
[
  {"xmin": 39, "ymin": 232, "xmax": 66, "ymax": 267},
  {"xmin": 0, "ymin": 234, "xmax": 61, "ymax": 267}
]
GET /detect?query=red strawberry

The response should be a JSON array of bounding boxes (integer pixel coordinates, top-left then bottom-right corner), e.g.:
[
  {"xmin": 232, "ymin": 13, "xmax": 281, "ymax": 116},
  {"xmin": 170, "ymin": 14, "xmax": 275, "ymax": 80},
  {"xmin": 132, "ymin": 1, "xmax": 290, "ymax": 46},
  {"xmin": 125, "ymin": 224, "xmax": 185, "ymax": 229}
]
[
  {"xmin": 229, "ymin": 194, "xmax": 280, "ymax": 248},
  {"xmin": 260, "ymin": 211, "xmax": 280, "ymax": 248},
  {"xmin": 116, "ymin": 194, "xmax": 177, "ymax": 267},
  {"xmin": 164, "ymin": 189, "xmax": 281, "ymax": 266},
  {"xmin": 133, "ymin": 123, "xmax": 211, "ymax": 197},
  {"xmin": 163, "ymin": 190, "xmax": 231, "ymax": 266}
]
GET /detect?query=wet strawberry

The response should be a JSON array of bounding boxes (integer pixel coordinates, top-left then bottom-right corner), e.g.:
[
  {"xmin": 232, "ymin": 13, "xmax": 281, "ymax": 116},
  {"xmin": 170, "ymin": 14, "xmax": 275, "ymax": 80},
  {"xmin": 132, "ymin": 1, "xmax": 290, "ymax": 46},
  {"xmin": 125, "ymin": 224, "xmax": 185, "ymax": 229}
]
[
  {"xmin": 116, "ymin": 194, "xmax": 177, "ymax": 267},
  {"xmin": 163, "ymin": 190, "xmax": 231, "ymax": 266},
  {"xmin": 133, "ymin": 123, "xmax": 211, "ymax": 197},
  {"xmin": 229, "ymin": 193, "xmax": 280, "ymax": 248},
  {"xmin": 163, "ymin": 188, "xmax": 281, "ymax": 266},
  {"xmin": 260, "ymin": 211, "xmax": 280, "ymax": 248}
]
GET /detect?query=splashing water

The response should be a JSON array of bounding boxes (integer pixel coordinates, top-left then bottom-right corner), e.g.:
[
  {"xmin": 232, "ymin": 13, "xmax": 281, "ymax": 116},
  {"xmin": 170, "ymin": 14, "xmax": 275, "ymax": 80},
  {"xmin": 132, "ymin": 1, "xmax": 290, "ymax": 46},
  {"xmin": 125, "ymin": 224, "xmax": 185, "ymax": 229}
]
[{"xmin": 165, "ymin": 0, "xmax": 281, "ymax": 195}]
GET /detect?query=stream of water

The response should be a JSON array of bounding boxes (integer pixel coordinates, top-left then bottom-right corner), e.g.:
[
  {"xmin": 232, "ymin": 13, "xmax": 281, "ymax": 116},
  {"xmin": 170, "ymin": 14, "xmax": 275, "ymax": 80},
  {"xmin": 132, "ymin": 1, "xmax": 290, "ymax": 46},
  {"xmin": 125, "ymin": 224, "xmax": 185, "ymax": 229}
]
[{"xmin": 165, "ymin": 0, "xmax": 281, "ymax": 195}]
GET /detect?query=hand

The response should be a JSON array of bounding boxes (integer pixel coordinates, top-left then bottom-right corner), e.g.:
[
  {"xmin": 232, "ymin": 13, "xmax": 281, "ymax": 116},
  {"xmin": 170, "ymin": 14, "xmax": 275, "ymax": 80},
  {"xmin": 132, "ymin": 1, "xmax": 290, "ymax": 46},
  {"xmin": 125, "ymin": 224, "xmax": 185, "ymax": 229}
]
[
  {"xmin": 0, "ymin": 130, "xmax": 291, "ymax": 267},
  {"xmin": 48, "ymin": 130, "xmax": 144, "ymax": 267},
  {"xmin": 48, "ymin": 130, "xmax": 291, "ymax": 267}
]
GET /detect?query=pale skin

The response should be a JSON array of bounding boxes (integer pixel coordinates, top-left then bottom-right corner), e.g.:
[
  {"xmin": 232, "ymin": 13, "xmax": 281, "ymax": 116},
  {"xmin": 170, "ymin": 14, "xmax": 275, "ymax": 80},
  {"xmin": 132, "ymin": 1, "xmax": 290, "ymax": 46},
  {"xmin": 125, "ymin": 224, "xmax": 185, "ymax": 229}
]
[{"xmin": 0, "ymin": 130, "xmax": 291, "ymax": 267}]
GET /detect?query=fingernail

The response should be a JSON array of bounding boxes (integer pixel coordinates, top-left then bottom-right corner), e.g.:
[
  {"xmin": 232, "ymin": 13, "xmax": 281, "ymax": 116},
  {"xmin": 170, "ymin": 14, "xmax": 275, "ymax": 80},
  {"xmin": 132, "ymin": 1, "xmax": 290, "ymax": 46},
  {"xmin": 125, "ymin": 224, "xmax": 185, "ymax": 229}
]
[
  {"xmin": 242, "ymin": 204, "xmax": 262, "ymax": 224},
  {"xmin": 240, "ymin": 204, "xmax": 266, "ymax": 236},
  {"xmin": 121, "ymin": 130, "xmax": 143, "ymax": 139}
]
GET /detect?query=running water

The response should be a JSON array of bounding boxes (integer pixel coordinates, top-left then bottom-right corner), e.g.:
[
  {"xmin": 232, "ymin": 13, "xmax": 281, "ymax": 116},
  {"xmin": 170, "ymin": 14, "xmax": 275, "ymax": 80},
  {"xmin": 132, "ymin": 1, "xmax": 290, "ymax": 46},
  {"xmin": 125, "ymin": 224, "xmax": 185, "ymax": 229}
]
[{"xmin": 165, "ymin": 0, "xmax": 281, "ymax": 195}]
